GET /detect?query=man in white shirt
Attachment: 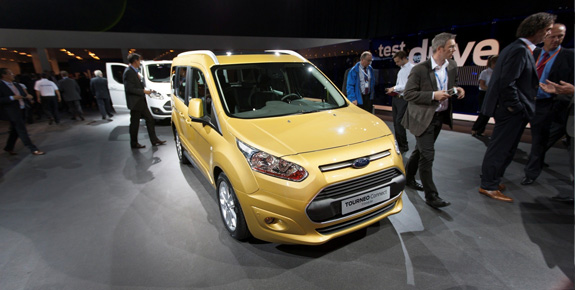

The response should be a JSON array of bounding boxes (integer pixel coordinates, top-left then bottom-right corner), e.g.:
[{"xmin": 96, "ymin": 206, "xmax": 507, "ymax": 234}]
[
  {"xmin": 34, "ymin": 73, "xmax": 61, "ymax": 125},
  {"xmin": 386, "ymin": 51, "xmax": 414, "ymax": 153}
]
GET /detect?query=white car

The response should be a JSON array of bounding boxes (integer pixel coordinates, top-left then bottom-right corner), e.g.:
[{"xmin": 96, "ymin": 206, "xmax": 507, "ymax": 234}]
[{"xmin": 106, "ymin": 60, "xmax": 172, "ymax": 119}]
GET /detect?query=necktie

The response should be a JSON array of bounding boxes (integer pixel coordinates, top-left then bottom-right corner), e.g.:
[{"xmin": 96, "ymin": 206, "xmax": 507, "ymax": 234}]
[
  {"xmin": 8, "ymin": 82, "xmax": 25, "ymax": 108},
  {"xmin": 363, "ymin": 67, "xmax": 369, "ymax": 95},
  {"xmin": 537, "ymin": 52, "xmax": 549, "ymax": 78}
]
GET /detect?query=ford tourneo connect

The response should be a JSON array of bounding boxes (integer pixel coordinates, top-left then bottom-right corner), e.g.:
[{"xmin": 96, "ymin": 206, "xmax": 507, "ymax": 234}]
[{"xmin": 171, "ymin": 50, "xmax": 405, "ymax": 245}]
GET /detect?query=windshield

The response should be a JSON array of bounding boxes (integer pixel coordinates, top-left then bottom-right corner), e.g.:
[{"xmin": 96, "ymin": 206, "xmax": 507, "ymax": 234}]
[
  {"xmin": 146, "ymin": 63, "xmax": 171, "ymax": 82},
  {"xmin": 213, "ymin": 63, "xmax": 347, "ymax": 119}
]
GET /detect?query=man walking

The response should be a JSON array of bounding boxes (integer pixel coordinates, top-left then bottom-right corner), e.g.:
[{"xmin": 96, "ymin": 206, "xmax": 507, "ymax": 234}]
[
  {"xmin": 90, "ymin": 70, "xmax": 114, "ymax": 120},
  {"xmin": 479, "ymin": 12, "xmax": 556, "ymax": 202},
  {"xmin": 58, "ymin": 71, "xmax": 85, "ymax": 121},
  {"xmin": 402, "ymin": 32, "xmax": 465, "ymax": 208},
  {"xmin": 34, "ymin": 73, "xmax": 61, "ymax": 125},
  {"xmin": 0, "ymin": 68, "xmax": 45, "ymax": 155}
]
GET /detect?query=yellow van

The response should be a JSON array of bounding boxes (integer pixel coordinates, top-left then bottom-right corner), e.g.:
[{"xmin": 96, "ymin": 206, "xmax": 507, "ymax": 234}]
[{"xmin": 171, "ymin": 50, "xmax": 405, "ymax": 245}]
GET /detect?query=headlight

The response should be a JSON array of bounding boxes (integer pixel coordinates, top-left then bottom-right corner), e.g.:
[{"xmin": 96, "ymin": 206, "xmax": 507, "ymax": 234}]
[
  {"xmin": 394, "ymin": 139, "xmax": 401, "ymax": 155},
  {"xmin": 237, "ymin": 139, "xmax": 308, "ymax": 182},
  {"xmin": 147, "ymin": 91, "xmax": 164, "ymax": 100}
]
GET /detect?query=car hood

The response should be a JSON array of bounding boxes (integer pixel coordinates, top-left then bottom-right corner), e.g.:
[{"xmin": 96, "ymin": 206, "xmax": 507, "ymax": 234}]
[{"xmin": 226, "ymin": 107, "xmax": 391, "ymax": 156}]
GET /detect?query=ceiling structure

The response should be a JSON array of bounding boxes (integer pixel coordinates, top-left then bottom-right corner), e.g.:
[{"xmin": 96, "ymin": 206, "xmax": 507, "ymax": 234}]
[{"xmin": 1, "ymin": 1, "xmax": 572, "ymax": 39}]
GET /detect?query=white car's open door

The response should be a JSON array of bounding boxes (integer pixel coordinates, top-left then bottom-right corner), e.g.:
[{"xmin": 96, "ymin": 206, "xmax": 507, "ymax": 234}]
[{"xmin": 105, "ymin": 62, "xmax": 129, "ymax": 110}]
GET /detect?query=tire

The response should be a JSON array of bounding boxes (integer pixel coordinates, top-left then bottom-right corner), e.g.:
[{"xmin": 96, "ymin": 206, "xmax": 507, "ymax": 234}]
[
  {"xmin": 174, "ymin": 130, "xmax": 190, "ymax": 164},
  {"xmin": 217, "ymin": 173, "xmax": 250, "ymax": 240}
]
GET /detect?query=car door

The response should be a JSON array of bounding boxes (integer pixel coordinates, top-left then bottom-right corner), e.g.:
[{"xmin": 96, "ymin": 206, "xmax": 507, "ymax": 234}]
[
  {"xmin": 172, "ymin": 66, "xmax": 193, "ymax": 150},
  {"xmin": 185, "ymin": 67, "xmax": 221, "ymax": 179},
  {"xmin": 105, "ymin": 62, "xmax": 128, "ymax": 110}
]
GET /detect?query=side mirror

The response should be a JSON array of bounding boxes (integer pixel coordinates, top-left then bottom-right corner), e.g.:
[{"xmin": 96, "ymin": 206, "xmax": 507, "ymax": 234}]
[{"xmin": 188, "ymin": 98, "xmax": 207, "ymax": 124}]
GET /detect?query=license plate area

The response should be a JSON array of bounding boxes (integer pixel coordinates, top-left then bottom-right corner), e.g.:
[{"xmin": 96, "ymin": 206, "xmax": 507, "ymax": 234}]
[{"xmin": 341, "ymin": 187, "xmax": 390, "ymax": 215}]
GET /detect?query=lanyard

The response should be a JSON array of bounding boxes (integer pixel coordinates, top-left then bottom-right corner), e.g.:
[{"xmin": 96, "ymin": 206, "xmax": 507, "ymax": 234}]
[
  {"xmin": 361, "ymin": 67, "xmax": 370, "ymax": 80},
  {"xmin": 434, "ymin": 68, "xmax": 447, "ymax": 91},
  {"xmin": 536, "ymin": 48, "xmax": 561, "ymax": 68}
]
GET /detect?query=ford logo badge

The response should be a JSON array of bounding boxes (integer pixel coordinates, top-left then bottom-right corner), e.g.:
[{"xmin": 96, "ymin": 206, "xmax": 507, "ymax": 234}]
[{"xmin": 352, "ymin": 158, "xmax": 370, "ymax": 169}]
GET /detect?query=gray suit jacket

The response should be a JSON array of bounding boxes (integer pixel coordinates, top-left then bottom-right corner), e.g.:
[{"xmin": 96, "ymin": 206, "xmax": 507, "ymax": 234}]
[
  {"xmin": 401, "ymin": 58, "xmax": 457, "ymax": 137},
  {"xmin": 90, "ymin": 76, "xmax": 111, "ymax": 99},
  {"xmin": 57, "ymin": 78, "xmax": 81, "ymax": 102}
]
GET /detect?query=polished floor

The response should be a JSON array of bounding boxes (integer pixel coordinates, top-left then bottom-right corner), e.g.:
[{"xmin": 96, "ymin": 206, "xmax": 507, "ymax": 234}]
[{"xmin": 0, "ymin": 110, "xmax": 573, "ymax": 290}]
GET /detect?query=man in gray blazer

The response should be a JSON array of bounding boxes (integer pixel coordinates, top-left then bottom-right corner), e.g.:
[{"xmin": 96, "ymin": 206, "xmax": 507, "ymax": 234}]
[
  {"xmin": 479, "ymin": 12, "xmax": 556, "ymax": 202},
  {"xmin": 58, "ymin": 71, "xmax": 84, "ymax": 121},
  {"xmin": 90, "ymin": 70, "xmax": 114, "ymax": 120},
  {"xmin": 401, "ymin": 32, "xmax": 465, "ymax": 208}
]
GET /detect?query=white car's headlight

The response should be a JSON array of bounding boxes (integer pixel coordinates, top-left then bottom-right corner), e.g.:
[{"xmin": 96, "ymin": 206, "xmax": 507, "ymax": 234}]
[
  {"xmin": 237, "ymin": 139, "xmax": 308, "ymax": 182},
  {"xmin": 147, "ymin": 91, "xmax": 164, "ymax": 100}
]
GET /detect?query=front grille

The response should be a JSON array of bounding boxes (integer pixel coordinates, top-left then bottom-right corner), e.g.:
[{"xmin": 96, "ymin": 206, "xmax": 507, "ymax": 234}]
[
  {"xmin": 316, "ymin": 168, "xmax": 402, "ymax": 200},
  {"xmin": 306, "ymin": 167, "xmax": 405, "ymax": 223}
]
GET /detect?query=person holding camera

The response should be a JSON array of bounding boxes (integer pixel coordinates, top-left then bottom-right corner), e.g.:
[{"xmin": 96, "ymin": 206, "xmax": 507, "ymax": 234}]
[{"xmin": 401, "ymin": 32, "xmax": 465, "ymax": 209}]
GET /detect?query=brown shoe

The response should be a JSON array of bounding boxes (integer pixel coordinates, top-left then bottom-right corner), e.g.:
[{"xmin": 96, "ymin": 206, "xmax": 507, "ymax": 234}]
[
  {"xmin": 479, "ymin": 188, "xmax": 513, "ymax": 202},
  {"xmin": 498, "ymin": 184, "xmax": 506, "ymax": 191}
]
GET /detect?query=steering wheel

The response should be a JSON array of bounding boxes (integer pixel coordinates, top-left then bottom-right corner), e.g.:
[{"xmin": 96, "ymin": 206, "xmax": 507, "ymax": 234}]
[{"xmin": 281, "ymin": 93, "xmax": 303, "ymax": 103}]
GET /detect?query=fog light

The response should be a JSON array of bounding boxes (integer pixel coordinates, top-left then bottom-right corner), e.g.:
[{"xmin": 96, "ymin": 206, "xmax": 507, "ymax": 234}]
[{"xmin": 264, "ymin": 217, "xmax": 275, "ymax": 224}]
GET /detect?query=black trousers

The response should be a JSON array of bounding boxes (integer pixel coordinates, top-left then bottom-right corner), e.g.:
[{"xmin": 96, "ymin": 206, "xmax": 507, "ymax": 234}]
[
  {"xmin": 129, "ymin": 107, "xmax": 159, "ymax": 146},
  {"xmin": 481, "ymin": 105, "xmax": 529, "ymax": 190},
  {"xmin": 406, "ymin": 112, "xmax": 444, "ymax": 197},
  {"xmin": 4, "ymin": 108, "xmax": 38, "ymax": 152},
  {"xmin": 41, "ymin": 96, "xmax": 59, "ymax": 123},
  {"xmin": 96, "ymin": 98, "xmax": 114, "ymax": 118},
  {"xmin": 66, "ymin": 100, "xmax": 83, "ymax": 117},
  {"xmin": 472, "ymin": 90, "xmax": 490, "ymax": 134},
  {"xmin": 359, "ymin": 94, "xmax": 373, "ymax": 113},
  {"xmin": 524, "ymin": 99, "xmax": 555, "ymax": 179},
  {"xmin": 392, "ymin": 96, "xmax": 408, "ymax": 153}
]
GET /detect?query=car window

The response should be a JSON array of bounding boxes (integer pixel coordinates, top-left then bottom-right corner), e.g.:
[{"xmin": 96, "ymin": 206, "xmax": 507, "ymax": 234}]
[
  {"xmin": 146, "ymin": 63, "xmax": 171, "ymax": 82},
  {"xmin": 190, "ymin": 68, "xmax": 212, "ymax": 120},
  {"xmin": 172, "ymin": 66, "xmax": 188, "ymax": 104},
  {"xmin": 110, "ymin": 64, "xmax": 125, "ymax": 84},
  {"xmin": 213, "ymin": 63, "xmax": 346, "ymax": 119}
]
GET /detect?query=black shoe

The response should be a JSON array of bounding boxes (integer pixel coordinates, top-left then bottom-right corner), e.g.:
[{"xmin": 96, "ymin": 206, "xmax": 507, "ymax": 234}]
[
  {"xmin": 550, "ymin": 195, "xmax": 574, "ymax": 203},
  {"xmin": 521, "ymin": 177, "xmax": 535, "ymax": 185},
  {"xmin": 425, "ymin": 194, "xmax": 451, "ymax": 208},
  {"xmin": 108, "ymin": 114, "xmax": 114, "ymax": 118},
  {"xmin": 102, "ymin": 116, "xmax": 106, "ymax": 120},
  {"xmin": 80, "ymin": 116, "xmax": 85, "ymax": 121},
  {"xmin": 406, "ymin": 179, "xmax": 424, "ymax": 191},
  {"xmin": 131, "ymin": 143, "xmax": 146, "ymax": 149},
  {"xmin": 152, "ymin": 140, "xmax": 167, "ymax": 146}
]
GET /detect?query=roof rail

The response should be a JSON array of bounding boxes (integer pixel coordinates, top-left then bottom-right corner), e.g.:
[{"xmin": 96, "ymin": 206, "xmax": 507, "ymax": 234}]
[
  {"xmin": 177, "ymin": 50, "xmax": 219, "ymax": 64},
  {"xmin": 265, "ymin": 50, "xmax": 307, "ymax": 62}
]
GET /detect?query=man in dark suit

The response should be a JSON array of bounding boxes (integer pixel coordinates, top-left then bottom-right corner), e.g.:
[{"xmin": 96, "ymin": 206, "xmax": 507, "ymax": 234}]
[
  {"xmin": 479, "ymin": 12, "xmax": 556, "ymax": 202},
  {"xmin": 401, "ymin": 32, "xmax": 465, "ymax": 208},
  {"xmin": 58, "ymin": 71, "xmax": 85, "ymax": 121},
  {"xmin": 90, "ymin": 70, "xmax": 114, "ymax": 120},
  {"xmin": 123, "ymin": 53, "xmax": 166, "ymax": 149},
  {"xmin": 522, "ymin": 23, "xmax": 574, "ymax": 185},
  {"xmin": 0, "ymin": 68, "xmax": 45, "ymax": 155}
]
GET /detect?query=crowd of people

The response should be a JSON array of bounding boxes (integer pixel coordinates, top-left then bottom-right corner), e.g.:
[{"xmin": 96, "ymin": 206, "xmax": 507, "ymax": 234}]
[
  {"xmin": 0, "ymin": 69, "xmax": 117, "ymax": 156},
  {"xmin": 346, "ymin": 12, "xmax": 573, "ymax": 206}
]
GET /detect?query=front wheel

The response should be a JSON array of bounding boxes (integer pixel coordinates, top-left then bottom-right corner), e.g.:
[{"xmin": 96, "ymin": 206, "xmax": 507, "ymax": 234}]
[{"xmin": 217, "ymin": 173, "xmax": 250, "ymax": 240}]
